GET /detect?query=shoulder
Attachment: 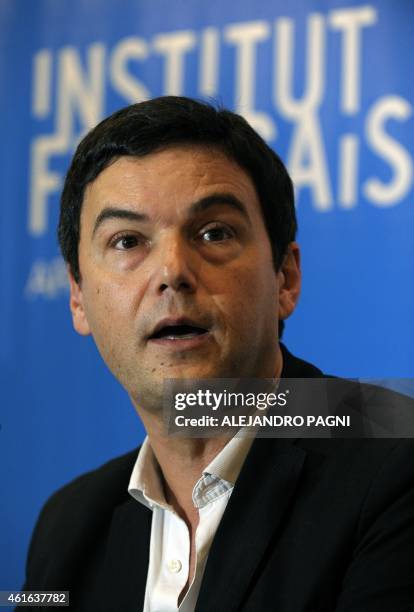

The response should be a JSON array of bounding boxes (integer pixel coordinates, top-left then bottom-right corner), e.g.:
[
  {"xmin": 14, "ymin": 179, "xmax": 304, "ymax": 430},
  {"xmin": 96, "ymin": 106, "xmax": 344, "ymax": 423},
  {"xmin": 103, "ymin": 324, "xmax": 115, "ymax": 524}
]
[
  {"xmin": 24, "ymin": 447, "xmax": 140, "ymax": 587},
  {"xmin": 296, "ymin": 437, "xmax": 414, "ymax": 521},
  {"xmin": 279, "ymin": 344, "xmax": 414, "ymax": 504},
  {"xmin": 41, "ymin": 446, "xmax": 140, "ymax": 516}
]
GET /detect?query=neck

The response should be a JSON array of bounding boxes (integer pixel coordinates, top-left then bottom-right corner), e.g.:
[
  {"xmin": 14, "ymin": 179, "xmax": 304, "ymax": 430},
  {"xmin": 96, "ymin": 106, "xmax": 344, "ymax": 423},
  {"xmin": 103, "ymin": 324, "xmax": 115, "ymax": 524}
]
[
  {"xmin": 132, "ymin": 404, "xmax": 231, "ymax": 522},
  {"xmin": 152, "ymin": 430, "xmax": 231, "ymax": 521}
]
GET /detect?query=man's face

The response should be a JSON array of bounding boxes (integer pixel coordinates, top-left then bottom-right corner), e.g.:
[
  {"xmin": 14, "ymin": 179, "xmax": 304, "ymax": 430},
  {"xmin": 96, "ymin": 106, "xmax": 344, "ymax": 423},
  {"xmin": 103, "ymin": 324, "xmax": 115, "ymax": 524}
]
[{"xmin": 69, "ymin": 146, "xmax": 300, "ymax": 410}]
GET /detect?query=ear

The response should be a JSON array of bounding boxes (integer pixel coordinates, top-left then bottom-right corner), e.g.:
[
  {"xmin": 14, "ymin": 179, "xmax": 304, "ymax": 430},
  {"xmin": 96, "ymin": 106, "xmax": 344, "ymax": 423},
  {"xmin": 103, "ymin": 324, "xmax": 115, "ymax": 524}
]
[
  {"xmin": 68, "ymin": 267, "xmax": 91, "ymax": 336},
  {"xmin": 277, "ymin": 242, "xmax": 301, "ymax": 320}
]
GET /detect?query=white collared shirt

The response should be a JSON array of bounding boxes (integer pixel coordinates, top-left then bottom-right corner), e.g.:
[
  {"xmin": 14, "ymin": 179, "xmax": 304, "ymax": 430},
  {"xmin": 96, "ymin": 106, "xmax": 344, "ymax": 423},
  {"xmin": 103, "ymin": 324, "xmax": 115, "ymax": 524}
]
[{"xmin": 128, "ymin": 434, "xmax": 254, "ymax": 612}]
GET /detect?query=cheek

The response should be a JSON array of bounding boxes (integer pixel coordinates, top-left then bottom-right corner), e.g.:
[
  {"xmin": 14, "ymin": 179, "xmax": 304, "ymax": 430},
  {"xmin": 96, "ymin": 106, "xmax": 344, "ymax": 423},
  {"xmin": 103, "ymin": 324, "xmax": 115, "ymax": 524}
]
[
  {"xmin": 214, "ymin": 264, "xmax": 278, "ymax": 333},
  {"xmin": 82, "ymin": 284, "xmax": 137, "ymax": 382},
  {"xmin": 83, "ymin": 281, "xmax": 131, "ymax": 341}
]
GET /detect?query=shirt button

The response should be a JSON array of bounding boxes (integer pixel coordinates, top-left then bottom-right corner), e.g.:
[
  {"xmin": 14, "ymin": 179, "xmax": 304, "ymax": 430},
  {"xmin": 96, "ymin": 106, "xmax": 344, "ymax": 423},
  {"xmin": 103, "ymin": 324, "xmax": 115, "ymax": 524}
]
[{"xmin": 168, "ymin": 559, "xmax": 182, "ymax": 573}]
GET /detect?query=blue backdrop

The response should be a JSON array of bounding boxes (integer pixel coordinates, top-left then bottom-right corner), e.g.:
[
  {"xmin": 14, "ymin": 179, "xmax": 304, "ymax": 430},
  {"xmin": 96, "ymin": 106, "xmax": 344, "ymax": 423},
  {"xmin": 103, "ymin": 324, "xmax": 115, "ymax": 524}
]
[{"xmin": 1, "ymin": 0, "xmax": 413, "ymax": 595}]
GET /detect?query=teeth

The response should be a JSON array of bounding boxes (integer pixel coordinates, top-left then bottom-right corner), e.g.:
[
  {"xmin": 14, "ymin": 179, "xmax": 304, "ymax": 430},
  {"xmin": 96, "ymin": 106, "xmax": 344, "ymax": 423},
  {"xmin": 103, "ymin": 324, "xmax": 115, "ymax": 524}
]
[{"xmin": 165, "ymin": 332, "xmax": 200, "ymax": 340}]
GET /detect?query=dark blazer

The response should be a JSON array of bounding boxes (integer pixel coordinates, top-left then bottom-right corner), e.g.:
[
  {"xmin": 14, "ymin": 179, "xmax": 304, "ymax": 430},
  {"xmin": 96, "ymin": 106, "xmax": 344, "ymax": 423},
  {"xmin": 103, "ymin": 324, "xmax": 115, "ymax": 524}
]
[{"xmin": 23, "ymin": 346, "xmax": 414, "ymax": 611}]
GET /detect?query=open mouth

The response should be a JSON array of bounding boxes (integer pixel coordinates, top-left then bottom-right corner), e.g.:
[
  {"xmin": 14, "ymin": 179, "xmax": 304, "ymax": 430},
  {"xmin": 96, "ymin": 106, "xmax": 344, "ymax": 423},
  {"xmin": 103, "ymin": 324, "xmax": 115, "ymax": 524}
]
[{"xmin": 150, "ymin": 324, "xmax": 209, "ymax": 341}]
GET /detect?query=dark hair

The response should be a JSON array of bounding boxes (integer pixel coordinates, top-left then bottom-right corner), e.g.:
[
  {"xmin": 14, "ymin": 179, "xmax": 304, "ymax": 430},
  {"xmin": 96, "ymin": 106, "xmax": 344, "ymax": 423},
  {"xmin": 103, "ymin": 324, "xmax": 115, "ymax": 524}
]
[{"xmin": 58, "ymin": 96, "xmax": 297, "ymax": 335}]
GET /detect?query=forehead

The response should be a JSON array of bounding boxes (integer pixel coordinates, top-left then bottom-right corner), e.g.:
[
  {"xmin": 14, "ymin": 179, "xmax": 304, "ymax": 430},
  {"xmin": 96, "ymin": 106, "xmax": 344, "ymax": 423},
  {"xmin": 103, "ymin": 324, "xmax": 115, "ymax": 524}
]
[{"xmin": 81, "ymin": 146, "xmax": 262, "ymax": 224}]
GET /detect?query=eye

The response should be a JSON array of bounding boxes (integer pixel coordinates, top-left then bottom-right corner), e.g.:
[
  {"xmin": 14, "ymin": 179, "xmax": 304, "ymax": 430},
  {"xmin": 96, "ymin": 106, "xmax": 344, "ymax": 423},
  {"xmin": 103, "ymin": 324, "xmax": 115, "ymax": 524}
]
[
  {"xmin": 109, "ymin": 233, "xmax": 143, "ymax": 250},
  {"xmin": 199, "ymin": 224, "xmax": 235, "ymax": 243}
]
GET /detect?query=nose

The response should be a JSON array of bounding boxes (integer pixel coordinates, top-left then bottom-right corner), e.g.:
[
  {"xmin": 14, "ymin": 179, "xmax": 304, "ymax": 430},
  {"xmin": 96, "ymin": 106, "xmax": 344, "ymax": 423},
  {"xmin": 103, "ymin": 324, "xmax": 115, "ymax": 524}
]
[{"xmin": 154, "ymin": 232, "xmax": 198, "ymax": 295}]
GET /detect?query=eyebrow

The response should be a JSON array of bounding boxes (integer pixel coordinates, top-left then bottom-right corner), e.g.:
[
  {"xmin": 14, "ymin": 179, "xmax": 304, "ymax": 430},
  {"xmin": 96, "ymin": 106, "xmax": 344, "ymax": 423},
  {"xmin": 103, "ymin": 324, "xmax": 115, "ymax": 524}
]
[
  {"xmin": 92, "ymin": 208, "xmax": 149, "ymax": 237},
  {"xmin": 188, "ymin": 193, "xmax": 250, "ymax": 220},
  {"xmin": 92, "ymin": 192, "xmax": 250, "ymax": 237}
]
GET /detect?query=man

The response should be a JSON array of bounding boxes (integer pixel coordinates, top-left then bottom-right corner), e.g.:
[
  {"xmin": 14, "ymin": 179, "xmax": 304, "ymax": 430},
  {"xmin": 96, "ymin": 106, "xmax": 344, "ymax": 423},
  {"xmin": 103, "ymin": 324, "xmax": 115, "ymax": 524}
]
[{"xmin": 24, "ymin": 97, "xmax": 414, "ymax": 611}]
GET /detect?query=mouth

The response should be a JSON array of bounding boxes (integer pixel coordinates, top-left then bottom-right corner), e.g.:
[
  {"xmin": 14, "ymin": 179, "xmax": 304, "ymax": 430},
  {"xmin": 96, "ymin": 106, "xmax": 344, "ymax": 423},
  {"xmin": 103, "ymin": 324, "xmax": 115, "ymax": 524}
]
[
  {"xmin": 150, "ymin": 324, "xmax": 209, "ymax": 340},
  {"xmin": 147, "ymin": 318, "xmax": 211, "ymax": 348}
]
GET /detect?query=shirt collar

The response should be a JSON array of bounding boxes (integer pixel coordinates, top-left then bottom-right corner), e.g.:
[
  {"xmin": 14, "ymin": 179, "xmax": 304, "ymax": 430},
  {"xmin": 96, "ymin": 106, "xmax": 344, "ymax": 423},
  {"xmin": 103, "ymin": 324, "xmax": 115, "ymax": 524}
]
[
  {"xmin": 202, "ymin": 433, "xmax": 254, "ymax": 483},
  {"xmin": 128, "ymin": 437, "xmax": 166, "ymax": 509},
  {"xmin": 128, "ymin": 434, "xmax": 254, "ymax": 511}
]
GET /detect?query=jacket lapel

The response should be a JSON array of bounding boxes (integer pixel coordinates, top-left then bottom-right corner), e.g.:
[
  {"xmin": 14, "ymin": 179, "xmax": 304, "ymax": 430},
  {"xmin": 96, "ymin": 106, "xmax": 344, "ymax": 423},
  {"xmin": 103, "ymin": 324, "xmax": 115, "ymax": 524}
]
[
  {"xmin": 196, "ymin": 437, "xmax": 307, "ymax": 612},
  {"xmin": 100, "ymin": 497, "xmax": 152, "ymax": 612},
  {"xmin": 195, "ymin": 345, "xmax": 318, "ymax": 611}
]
